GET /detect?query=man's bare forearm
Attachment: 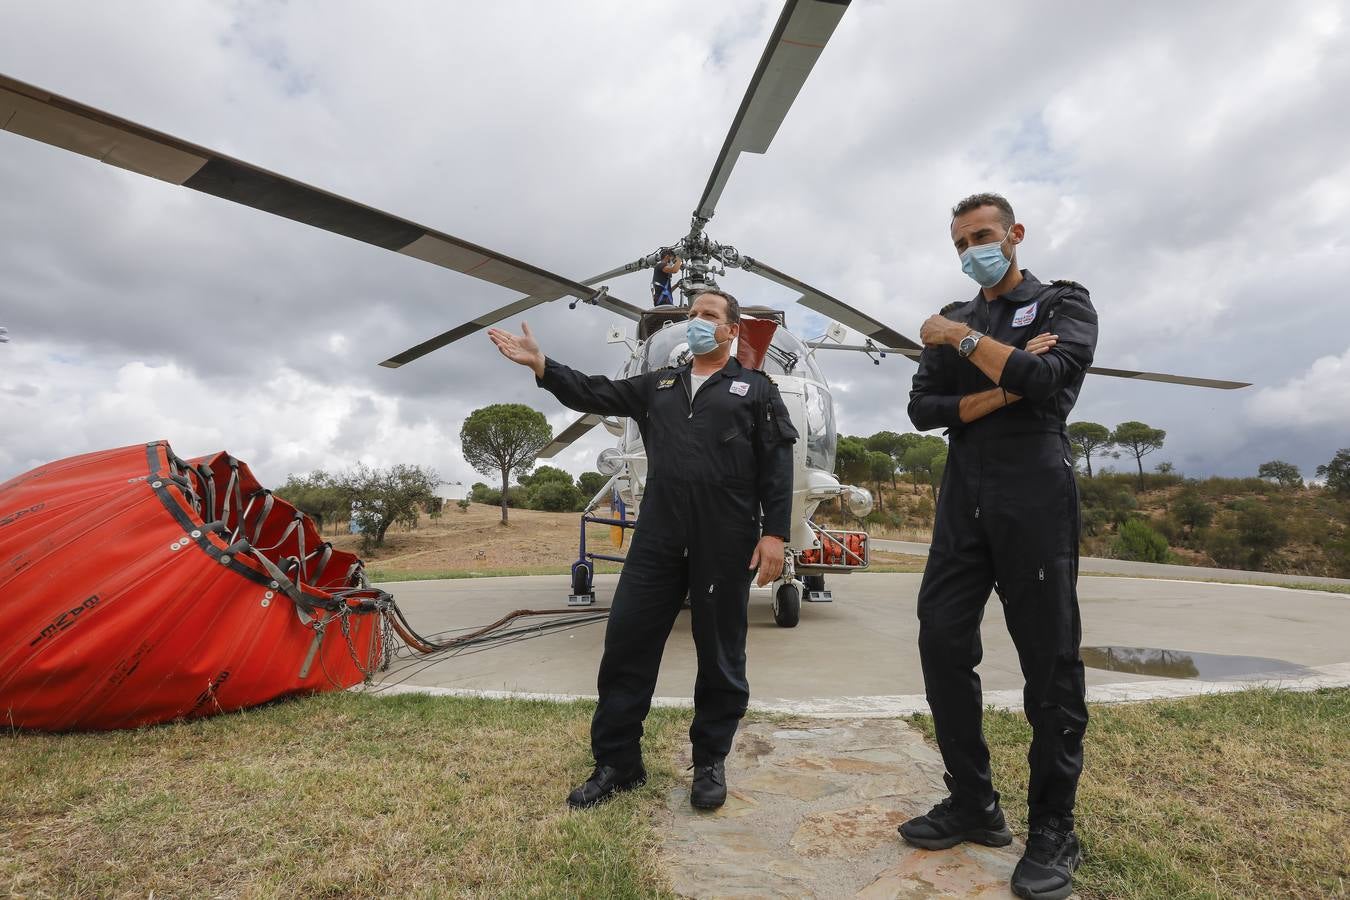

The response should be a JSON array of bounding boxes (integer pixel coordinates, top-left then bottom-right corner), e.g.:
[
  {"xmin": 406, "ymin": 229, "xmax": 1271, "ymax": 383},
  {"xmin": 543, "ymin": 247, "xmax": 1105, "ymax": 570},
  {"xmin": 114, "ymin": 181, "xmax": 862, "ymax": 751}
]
[
  {"xmin": 958, "ymin": 386, "xmax": 1020, "ymax": 423},
  {"xmin": 966, "ymin": 335, "xmax": 1014, "ymax": 384}
]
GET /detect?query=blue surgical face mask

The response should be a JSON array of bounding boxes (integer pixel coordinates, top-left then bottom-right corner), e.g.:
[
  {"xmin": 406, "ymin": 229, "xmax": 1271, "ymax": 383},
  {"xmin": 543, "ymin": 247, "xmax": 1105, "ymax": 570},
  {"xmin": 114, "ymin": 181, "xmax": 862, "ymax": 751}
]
[
  {"xmin": 686, "ymin": 317, "xmax": 726, "ymax": 355},
  {"xmin": 960, "ymin": 228, "xmax": 1015, "ymax": 288}
]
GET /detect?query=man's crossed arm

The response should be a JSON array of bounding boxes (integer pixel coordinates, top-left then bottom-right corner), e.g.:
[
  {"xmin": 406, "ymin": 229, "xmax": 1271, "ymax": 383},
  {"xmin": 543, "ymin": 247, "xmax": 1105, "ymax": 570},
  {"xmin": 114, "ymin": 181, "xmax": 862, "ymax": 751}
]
[{"xmin": 917, "ymin": 315, "xmax": 1059, "ymax": 424}]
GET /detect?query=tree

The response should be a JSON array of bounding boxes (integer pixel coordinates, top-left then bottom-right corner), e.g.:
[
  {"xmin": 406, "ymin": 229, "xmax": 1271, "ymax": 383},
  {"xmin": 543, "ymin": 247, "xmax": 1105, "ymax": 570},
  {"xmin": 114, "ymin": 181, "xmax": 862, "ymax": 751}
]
[
  {"xmin": 930, "ymin": 448, "xmax": 948, "ymax": 496},
  {"xmin": 1067, "ymin": 422, "xmax": 1114, "ymax": 478},
  {"xmin": 1257, "ymin": 460, "xmax": 1302, "ymax": 488},
  {"xmin": 340, "ymin": 463, "xmax": 440, "ymax": 551},
  {"xmin": 456, "ymin": 498, "xmax": 471, "ymax": 513},
  {"xmin": 518, "ymin": 465, "xmax": 573, "ymax": 488},
  {"xmin": 1113, "ymin": 421, "xmax": 1166, "ymax": 490},
  {"xmin": 833, "ymin": 436, "xmax": 870, "ymax": 520},
  {"xmin": 1316, "ymin": 449, "xmax": 1350, "ymax": 497},
  {"xmin": 834, "ymin": 435, "xmax": 870, "ymax": 484},
  {"xmin": 1170, "ymin": 488, "xmax": 1213, "ymax": 534},
  {"xmin": 864, "ymin": 431, "xmax": 919, "ymax": 488},
  {"xmin": 275, "ymin": 470, "xmax": 345, "ymax": 535},
  {"xmin": 902, "ymin": 437, "xmax": 946, "ymax": 499},
  {"xmin": 867, "ymin": 451, "xmax": 894, "ymax": 512},
  {"xmin": 528, "ymin": 479, "xmax": 581, "ymax": 512},
  {"xmin": 576, "ymin": 471, "xmax": 608, "ymax": 500},
  {"xmin": 460, "ymin": 404, "xmax": 553, "ymax": 524}
]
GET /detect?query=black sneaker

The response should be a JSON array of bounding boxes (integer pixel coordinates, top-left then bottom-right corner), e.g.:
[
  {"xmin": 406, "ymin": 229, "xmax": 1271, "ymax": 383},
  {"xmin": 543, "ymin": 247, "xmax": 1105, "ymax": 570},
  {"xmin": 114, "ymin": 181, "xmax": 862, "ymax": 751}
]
[
  {"xmin": 898, "ymin": 795, "xmax": 1013, "ymax": 850},
  {"xmin": 566, "ymin": 762, "xmax": 647, "ymax": 809},
  {"xmin": 689, "ymin": 759, "xmax": 727, "ymax": 810},
  {"xmin": 1011, "ymin": 818, "xmax": 1082, "ymax": 900}
]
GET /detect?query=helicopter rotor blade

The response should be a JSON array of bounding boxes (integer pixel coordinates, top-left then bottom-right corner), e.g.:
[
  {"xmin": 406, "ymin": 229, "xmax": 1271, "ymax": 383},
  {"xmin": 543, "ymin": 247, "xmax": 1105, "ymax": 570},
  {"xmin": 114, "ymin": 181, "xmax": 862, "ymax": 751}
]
[
  {"xmin": 694, "ymin": 0, "xmax": 851, "ymax": 222},
  {"xmin": 378, "ymin": 260, "xmax": 649, "ymax": 368},
  {"xmin": 737, "ymin": 255, "xmax": 922, "ymax": 351},
  {"xmin": 807, "ymin": 344, "xmax": 1249, "ymax": 390},
  {"xmin": 538, "ymin": 413, "xmax": 604, "ymax": 459},
  {"xmin": 1081, "ymin": 366, "xmax": 1249, "ymax": 390},
  {"xmin": 0, "ymin": 73, "xmax": 642, "ymax": 362}
]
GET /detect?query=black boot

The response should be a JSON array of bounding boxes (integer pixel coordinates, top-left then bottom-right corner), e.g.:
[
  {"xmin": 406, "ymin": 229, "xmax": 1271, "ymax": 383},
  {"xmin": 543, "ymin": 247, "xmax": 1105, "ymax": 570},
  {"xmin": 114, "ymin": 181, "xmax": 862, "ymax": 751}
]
[
  {"xmin": 689, "ymin": 759, "xmax": 727, "ymax": 810},
  {"xmin": 1011, "ymin": 818, "xmax": 1082, "ymax": 900},
  {"xmin": 898, "ymin": 792, "xmax": 1013, "ymax": 850},
  {"xmin": 566, "ymin": 762, "xmax": 647, "ymax": 809}
]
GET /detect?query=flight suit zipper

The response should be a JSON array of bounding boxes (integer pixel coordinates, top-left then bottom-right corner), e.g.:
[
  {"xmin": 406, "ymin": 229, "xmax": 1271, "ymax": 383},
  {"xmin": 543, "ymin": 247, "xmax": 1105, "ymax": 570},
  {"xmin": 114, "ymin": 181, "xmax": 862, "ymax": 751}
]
[{"xmin": 684, "ymin": 373, "xmax": 694, "ymax": 419}]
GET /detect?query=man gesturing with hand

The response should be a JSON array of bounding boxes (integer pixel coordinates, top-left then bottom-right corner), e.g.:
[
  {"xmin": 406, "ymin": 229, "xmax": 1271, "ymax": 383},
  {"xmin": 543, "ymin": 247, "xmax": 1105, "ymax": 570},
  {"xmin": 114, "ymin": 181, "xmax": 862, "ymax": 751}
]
[{"xmin": 488, "ymin": 289, "xmax": 797, "ymax": 811}]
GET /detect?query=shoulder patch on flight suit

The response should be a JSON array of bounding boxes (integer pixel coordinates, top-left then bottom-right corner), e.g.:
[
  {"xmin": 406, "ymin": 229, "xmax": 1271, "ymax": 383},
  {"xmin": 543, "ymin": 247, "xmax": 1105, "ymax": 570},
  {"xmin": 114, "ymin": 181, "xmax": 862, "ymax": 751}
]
[
  {"xmin": 656, "ymin": 376, "xmax": 677, "ymax": 390},
  {"xmin": 1050, "ymin": 279, "xmax": 1087, "ymax": 294},
  {"xmin": 940, "ymin": 301, "xmax": 963, "ymax": 315}
]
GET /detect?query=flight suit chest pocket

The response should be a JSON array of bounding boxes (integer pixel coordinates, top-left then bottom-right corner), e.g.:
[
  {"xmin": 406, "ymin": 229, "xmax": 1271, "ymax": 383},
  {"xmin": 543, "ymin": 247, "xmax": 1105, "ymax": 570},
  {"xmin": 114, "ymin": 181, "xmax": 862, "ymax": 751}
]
[{"xmin": 717, "ymin": 409, "xmax": 756, "ymax": 480}]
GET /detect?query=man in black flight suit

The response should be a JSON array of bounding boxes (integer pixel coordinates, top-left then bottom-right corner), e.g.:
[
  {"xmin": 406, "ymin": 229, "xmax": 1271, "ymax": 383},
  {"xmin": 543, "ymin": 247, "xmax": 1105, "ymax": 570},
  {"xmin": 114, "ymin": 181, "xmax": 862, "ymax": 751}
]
[
  {"xmin": 487, "ymin": 289, "xmax": 797, "ymax": 811},
  {"xmin": 900, "ymin": 193, "xmax": 1097, "ymax": 900}
]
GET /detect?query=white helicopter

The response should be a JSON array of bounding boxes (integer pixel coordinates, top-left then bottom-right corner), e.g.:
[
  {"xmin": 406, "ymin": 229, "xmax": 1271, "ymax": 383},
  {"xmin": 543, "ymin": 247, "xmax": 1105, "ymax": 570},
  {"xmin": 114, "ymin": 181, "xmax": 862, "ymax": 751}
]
[
  {"xmin": 542, "ymin": 305, "xmax": 879, "ymax": 628},
  {"xmin": 1, "ymin": 0, "xmax": 1247, "ymax": 628}
]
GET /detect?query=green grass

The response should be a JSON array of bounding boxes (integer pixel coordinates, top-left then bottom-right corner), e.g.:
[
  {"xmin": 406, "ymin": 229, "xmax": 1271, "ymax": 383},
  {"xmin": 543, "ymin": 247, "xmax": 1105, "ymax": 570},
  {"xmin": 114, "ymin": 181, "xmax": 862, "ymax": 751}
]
[
  {"xmin": 2, "ymin": 693, "xmax": 685, "ymax": 899},
  {"xmin": 911, "ymin": 688, "xmax": 1350, "ymax": 899}
]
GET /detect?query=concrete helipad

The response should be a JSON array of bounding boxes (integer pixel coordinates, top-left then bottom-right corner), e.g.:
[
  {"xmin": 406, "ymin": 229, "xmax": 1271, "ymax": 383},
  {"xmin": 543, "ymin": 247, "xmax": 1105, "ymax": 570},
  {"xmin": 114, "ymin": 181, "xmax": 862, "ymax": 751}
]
[{"xmin": 371, "ymin": 572, "xmax": 1350, "ymax": 713}]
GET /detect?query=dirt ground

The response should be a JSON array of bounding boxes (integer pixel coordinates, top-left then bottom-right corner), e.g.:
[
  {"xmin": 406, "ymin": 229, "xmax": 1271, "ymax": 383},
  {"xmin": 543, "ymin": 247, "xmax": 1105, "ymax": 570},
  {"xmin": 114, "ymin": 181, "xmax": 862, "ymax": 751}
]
[{"xmin": 326, "ymin": 503, "xmax": 922, "ymax": 577}]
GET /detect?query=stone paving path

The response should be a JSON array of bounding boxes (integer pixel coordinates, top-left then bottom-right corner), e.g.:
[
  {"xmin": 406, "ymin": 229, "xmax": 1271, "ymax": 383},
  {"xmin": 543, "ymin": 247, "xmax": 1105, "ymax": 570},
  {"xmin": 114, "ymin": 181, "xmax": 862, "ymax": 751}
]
[{"xmin": 661, "ymin": 718, "xmax": 1037, "ymax": 899}]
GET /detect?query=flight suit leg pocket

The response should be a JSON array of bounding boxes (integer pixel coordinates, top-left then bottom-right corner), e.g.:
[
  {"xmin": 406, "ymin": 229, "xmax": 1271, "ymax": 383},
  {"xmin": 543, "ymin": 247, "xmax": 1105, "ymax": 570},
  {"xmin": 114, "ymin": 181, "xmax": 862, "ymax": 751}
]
[{"xmin": 998, "ymin": 555, "xmax": 1081, "ymax": 676}]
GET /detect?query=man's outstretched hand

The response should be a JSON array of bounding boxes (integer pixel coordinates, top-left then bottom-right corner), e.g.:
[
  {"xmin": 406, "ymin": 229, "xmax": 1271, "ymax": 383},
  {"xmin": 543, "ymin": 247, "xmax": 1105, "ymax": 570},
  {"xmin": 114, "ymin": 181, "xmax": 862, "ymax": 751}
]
[{"xmin": 488, "ymin": 322, "xmax": 546, "ymax": 378}]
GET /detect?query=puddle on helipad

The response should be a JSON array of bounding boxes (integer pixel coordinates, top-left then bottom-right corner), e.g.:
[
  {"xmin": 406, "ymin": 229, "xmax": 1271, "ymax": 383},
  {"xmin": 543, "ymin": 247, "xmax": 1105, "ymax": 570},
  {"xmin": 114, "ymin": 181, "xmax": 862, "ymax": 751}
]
[{"xmin": 1081, "ymin": 646, "xmax": 1312, "ymax": 680}]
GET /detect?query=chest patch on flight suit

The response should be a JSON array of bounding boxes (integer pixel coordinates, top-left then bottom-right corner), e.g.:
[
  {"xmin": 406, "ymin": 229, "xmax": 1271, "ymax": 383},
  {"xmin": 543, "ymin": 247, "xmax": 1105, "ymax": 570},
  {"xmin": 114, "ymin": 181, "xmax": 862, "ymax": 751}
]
[
  {"xmin": 1011, "ymin": 301, "xmax": 1038, "ymax": 327},
  {"xmin": 657, "ymin": 376, "xmax": 677, "ymax": 390},
  {"xmin": 729, "ymin": 381, "xmax": 749, "ymax": 396}
]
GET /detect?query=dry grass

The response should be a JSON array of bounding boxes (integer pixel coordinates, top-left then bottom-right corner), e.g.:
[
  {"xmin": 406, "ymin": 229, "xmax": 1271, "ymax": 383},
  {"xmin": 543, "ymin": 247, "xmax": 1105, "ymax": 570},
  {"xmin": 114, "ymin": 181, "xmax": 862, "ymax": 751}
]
[
  {"xmin": 346, "ymin": 503, "xmax": 928, "ymax": 581},
  {"xmin": 912, "ymin": 688, "xmax": 1350, "ymax": 899},
  {"xmin": 1, "ymin": 693, "xmax": 686, "ymax": 899}
]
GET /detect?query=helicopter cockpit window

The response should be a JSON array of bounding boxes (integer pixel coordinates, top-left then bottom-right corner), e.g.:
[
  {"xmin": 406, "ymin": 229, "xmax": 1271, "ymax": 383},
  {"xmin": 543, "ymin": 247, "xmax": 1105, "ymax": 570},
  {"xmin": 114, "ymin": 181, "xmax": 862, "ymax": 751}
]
[
  {"xmin": 803, "ymin": 381, "xmax": 836, "ymax": 473},
  {"xmin": 640, "ymin": 320, "xmax": 692, "ymax": 374}
]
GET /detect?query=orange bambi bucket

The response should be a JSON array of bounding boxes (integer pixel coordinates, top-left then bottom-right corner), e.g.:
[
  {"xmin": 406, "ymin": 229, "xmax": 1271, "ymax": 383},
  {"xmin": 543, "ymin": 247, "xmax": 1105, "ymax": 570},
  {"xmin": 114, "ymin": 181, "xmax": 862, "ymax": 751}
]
[{"xmin": 0, "ymin": 441, "xmax": 389, "ymax": 731}]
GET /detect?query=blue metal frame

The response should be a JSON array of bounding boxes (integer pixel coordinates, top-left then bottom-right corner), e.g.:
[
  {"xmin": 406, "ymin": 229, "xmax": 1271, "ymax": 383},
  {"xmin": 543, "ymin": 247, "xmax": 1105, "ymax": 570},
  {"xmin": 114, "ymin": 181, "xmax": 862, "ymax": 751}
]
[{"xmin": 570, "ymin": 494, "xmax": 634, "ymax": 595}]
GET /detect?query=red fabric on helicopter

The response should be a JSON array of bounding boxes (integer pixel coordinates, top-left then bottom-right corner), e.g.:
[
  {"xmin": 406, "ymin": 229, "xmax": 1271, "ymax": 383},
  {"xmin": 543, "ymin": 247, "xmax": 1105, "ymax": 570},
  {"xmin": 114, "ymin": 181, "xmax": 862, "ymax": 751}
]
[
  {"xmin": 0, "ymin": 442, "xmax": 388, "ymax": 731},
  {"xmin": 735, "ymin": 316, "xmax": 778, "ymax": 371}
]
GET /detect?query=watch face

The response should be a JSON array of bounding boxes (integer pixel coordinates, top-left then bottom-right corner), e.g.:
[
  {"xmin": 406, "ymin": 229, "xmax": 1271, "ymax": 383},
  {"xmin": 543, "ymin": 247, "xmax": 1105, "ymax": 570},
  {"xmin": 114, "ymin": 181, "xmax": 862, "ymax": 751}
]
[{"xmin": 959, "ymin": 335, "xmax": 976, "ymax": 355}]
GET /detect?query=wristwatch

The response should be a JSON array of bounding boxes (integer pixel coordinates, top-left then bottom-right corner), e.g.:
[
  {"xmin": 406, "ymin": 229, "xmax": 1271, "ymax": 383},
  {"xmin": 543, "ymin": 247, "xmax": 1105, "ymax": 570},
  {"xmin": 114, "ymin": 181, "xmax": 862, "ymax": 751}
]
[{"xmin": 957, "ymin": 330, "xmax": 984, "ymax": 358}]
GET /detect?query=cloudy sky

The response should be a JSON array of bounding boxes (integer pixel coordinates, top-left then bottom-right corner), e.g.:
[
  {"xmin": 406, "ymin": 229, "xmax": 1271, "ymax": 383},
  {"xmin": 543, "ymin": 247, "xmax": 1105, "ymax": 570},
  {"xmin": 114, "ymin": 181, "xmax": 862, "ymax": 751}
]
[{"xmin": 2, "ymin": 0, "xmax": 1348, "ymax": 491}]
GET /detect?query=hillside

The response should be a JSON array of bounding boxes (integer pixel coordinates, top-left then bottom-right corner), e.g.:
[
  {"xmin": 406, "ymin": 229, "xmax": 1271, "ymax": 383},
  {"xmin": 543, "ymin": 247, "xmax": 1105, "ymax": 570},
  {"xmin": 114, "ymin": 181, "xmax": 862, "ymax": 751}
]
[
  {"xmin": 327, "ymin": 503, "xmax": 923, "ymax": 579},
  {"xmin": 816, "ymin": 473, "xmax": 1350, "ymax": 579}
]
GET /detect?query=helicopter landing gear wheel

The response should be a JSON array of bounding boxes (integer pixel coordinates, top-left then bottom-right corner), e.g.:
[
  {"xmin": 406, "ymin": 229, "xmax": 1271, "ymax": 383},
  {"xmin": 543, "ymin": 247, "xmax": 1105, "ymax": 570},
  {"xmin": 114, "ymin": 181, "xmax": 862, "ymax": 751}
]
[
  {"xmin": 773, "ymin": 582, "xmax": 801, "ymax": 628},
  {"xmin": 569, "ymin": 561, "xmax": 595, "ymax": 606}
]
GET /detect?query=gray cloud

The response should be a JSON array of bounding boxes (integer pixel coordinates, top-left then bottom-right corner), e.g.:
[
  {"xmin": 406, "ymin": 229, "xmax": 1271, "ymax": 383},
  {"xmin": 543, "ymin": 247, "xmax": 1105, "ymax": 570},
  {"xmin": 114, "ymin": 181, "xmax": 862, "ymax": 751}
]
[{"xmin": 2, "ymin": 0, "xmax": 1348, "ymax": 491}]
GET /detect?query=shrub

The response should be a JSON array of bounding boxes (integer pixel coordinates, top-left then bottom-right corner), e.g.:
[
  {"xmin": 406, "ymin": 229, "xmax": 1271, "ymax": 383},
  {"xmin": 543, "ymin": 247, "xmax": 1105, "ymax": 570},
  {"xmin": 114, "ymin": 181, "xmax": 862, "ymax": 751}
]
[
  {"xmin": 1113, "ymin": 518, "xmax": 1169, "ymax": 563},
  {"xmin": 1194, "ymin": 477, "xmax": 1272, "ymax": 499},
  {"xmin": 527, "ymin": 480, "xmax": 581, "ymax": 512},
  {"xmin": 1081, "ymin": 506, "xmax": 1112, "ymax": 538},
  {"xmin": 1235, "ymin": 502, "xmax": 1288, "ymax": 568},
  {"xmin": 1170, "ymin": 488, "xmax": 1214, "ymax": 533},
  {"xmin": 1202, "ymin": 527, "xmax": 1246, "ymax": 569},
  {"xmin": 865, "ymin": 510, "xmax": 904, "ymax": 530},
  {"xmin": 1078, "ymin": 477, "xmax": 1138, "ymax": 529}
]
